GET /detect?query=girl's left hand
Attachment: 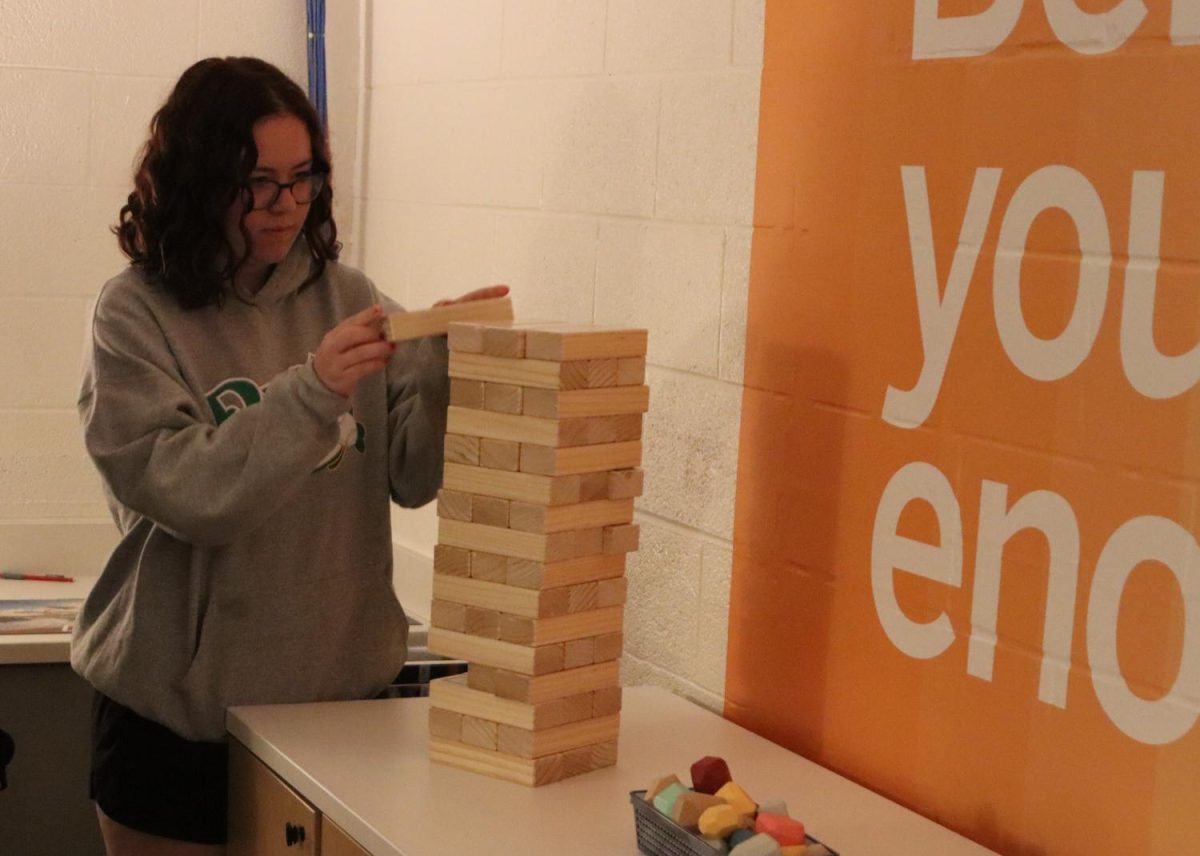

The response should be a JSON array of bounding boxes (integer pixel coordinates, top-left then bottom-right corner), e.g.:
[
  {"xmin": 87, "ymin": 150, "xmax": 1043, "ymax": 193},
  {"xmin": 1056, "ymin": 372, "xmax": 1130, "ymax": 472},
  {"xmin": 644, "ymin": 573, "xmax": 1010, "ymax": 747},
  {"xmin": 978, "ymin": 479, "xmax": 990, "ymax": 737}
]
[{"xmin": 433, "ymin": 284, "xmax": 509, "ymax": 308}]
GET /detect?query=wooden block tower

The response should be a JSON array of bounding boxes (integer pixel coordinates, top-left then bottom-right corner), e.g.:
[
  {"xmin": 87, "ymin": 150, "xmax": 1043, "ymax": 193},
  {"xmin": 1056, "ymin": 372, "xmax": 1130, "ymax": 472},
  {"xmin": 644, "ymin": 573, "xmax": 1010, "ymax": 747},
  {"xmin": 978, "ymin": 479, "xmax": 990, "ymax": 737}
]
[{"xmin": 425, "ymin": 320, "xmax": 649, "ymax": 786}]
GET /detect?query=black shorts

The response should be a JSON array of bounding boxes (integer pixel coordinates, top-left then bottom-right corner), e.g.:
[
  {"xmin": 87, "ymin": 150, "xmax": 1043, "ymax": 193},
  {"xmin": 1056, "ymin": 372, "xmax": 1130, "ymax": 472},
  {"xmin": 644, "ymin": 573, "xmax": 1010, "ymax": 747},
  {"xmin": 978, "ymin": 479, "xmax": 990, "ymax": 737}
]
[{"xmin": 89, "ymin": 691, "xmax": 228, "ymax": 845}]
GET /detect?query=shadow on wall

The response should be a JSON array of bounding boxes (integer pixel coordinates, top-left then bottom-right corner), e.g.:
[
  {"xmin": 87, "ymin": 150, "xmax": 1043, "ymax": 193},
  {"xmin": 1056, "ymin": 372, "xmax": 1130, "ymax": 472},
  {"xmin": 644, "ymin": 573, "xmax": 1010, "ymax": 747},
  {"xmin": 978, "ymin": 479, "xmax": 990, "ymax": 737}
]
[{"xmin": 723, "ymin": 339, "xmax": 847, "ymax": 762}]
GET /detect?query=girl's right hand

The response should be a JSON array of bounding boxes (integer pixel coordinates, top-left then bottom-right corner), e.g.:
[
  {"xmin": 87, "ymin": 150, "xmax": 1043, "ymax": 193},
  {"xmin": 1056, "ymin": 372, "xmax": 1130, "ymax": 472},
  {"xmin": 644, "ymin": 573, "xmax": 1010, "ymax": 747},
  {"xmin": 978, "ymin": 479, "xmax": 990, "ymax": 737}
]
[{"xmin": 313, "ymin": 304, "xmax": 395, "ymax": 398}]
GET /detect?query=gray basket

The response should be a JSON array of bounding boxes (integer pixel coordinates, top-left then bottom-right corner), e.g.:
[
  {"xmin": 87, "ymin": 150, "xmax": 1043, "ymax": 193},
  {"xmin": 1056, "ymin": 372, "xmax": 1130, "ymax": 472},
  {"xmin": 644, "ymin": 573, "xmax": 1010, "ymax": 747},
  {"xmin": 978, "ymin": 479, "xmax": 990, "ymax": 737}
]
[{"xmin": 630, "ymin": 790, "xmax": 838, "ymax": 855}]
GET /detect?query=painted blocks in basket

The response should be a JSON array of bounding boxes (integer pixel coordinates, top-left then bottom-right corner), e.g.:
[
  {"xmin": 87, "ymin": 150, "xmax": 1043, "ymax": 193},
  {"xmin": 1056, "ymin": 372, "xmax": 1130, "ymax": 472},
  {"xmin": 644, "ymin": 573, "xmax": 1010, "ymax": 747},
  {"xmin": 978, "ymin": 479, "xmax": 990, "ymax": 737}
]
[{"xmin": 428, "ymin": 321, "xmax": 648, "ymax": 787}]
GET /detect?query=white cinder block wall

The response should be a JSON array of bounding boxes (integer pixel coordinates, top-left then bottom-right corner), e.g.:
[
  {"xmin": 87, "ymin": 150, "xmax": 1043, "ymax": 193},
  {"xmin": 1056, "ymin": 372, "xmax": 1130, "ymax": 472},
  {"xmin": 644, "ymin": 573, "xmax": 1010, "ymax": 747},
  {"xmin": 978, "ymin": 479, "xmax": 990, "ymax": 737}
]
[
  {"xmin": 0, "ymin": 2, "xmax": 339, "ymax": 537},
  {"xmin": 360, "ymin": 0, "xmax": 766, "ymax": 711}
]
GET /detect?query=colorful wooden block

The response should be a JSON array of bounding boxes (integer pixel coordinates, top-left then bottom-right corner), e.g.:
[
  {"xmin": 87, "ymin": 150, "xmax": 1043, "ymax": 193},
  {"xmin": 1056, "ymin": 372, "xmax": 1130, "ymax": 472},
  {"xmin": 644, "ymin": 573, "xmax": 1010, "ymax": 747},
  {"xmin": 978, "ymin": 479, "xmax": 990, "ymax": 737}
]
[
  {"xmin": 754, "ymin": 813, "xmax": 807, "ymax": 847},
  {"xmin": 646, "ymin": 774, "xmax": 683, "ymax": 803},
  {"xmin": 672, "ymin": 792, "xmax": 728, "ymax": 831},
  {"xmin": 691, "ymin": 756, "xmax": 733, "ymax": 795},
  {"xmin": 728, "ymin": 833, "xmax": 782, "ymax": 856},
  {"xmin": 698, "ymin": 803, "xmax": 752, "ymax": 839},
  {"xmin": 716, "ymin": 781, "xmax": 757, "ymax": 816},
  {"xmin": 652, "ymin": 782, "xmax": 690, "ymax": 818}
]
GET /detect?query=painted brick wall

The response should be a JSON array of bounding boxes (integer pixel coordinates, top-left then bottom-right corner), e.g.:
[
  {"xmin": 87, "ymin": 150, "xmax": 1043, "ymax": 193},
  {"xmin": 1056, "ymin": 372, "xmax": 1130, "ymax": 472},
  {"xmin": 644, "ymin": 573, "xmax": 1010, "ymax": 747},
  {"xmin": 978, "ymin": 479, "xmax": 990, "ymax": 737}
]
[
  {"xmin": 359, "ymin": 0, "xmax": 766, "ymax": 710},
  {"xmin": 0, "ymin": 2, "xmax": 307, "ymax": 524}
]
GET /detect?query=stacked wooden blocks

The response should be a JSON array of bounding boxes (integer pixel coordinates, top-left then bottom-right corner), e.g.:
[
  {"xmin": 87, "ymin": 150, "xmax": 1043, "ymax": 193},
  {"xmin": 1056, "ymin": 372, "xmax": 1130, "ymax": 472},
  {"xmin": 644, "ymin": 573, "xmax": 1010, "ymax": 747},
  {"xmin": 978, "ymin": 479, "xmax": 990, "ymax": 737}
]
[{"xmin": 426, "ymin": 321, "xmax": 649, "ymax": 787}]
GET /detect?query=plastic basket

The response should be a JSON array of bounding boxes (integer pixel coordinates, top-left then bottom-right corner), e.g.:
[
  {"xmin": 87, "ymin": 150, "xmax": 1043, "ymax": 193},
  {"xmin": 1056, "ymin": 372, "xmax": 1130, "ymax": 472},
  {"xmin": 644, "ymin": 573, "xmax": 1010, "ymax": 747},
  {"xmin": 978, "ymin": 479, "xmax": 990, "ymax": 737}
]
[{"xmin": 630, "ymin": 790, "xmax": 838, "ymax": 856}]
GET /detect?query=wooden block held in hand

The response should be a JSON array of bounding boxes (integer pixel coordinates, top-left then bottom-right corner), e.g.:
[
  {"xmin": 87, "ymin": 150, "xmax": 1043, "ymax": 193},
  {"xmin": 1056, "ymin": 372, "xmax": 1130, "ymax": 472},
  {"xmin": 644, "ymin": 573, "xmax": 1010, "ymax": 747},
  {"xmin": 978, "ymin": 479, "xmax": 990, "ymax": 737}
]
[{"xmin": 385, "ymin": 296, "xmax": 513, "ymax": 342}]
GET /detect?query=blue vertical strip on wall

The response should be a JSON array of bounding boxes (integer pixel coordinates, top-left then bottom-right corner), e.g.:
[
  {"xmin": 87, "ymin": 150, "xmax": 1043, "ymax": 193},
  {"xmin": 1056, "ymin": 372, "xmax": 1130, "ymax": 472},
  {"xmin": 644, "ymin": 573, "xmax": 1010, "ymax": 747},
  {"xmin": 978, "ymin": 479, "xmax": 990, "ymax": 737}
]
[{"xmin": 306, "ymin": 0, "xmax": 327, "ymax": 126}]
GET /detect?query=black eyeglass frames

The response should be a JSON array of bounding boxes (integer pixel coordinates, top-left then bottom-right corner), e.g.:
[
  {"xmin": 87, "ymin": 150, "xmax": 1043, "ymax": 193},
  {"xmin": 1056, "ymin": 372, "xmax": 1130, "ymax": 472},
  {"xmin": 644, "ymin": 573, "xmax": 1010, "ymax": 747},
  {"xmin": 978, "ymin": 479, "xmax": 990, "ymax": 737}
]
[{"xmin": 245, "ymin": 171, "xmax": 327, "ymax": 210}]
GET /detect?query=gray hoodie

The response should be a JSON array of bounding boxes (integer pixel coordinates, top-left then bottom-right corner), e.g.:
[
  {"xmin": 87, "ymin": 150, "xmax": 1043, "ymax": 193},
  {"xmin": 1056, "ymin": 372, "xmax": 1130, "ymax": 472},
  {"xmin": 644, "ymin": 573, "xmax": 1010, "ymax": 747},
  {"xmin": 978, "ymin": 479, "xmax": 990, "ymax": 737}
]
[{"xmin": 72, "ymin": 239, "xmax": 448, "ymax": 741}]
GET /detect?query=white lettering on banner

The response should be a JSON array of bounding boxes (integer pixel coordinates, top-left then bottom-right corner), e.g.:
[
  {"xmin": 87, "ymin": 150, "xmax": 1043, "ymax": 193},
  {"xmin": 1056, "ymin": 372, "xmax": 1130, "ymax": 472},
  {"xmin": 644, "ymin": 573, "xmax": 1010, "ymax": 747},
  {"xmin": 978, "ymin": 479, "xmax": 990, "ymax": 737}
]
[
  {"xmin": 1042, "ymin": 0, "xmax": 1148, "ymax": 54},
  {"xmin": 871, "ymin": 461, "xmax": 963, "ymax": 660},
  {"xmin": 871, "ymin": 463, "xmax": 1200, "ymax": 744},
  {"xmin": 1087, "ymin": 517, "xmax": 1200, "ymax": 745},
  {"xmin": 994, "ymin": 165, "xmax": 1111, "ymax": 382},
  {"xmin": 967, "ymin": 481, "xmax": 1079, "ymax": 708},
  {"xmin": 883, "ymin": 167, "xmax": 1001, "ymax": 428},
  {"xmin": 912, "ymin": 0, "xmax": 1022, "ymax": 59},
  {"xmin": 1120, "ymin": 171, "xmax": 1200, "ymax": 398},
  {"xmin": 1174, "ymin": 0, "xmax": 1200, "ymax": 44},
  {"xmin": 914, "ymin": 1, "xmax": 1200, "ymax": 56}
]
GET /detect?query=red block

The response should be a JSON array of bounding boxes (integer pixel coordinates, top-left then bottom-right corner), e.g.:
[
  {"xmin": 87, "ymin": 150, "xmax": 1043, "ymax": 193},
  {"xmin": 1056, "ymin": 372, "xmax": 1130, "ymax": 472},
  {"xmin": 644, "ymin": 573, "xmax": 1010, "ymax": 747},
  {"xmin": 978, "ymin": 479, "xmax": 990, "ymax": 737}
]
[
  {"xmin": 689, "ymin": 755, "xmax": 732, "ymax": 795},
  {"xmin": 755, "ymin": 812, "xmax": 807, "ymax": 847}
]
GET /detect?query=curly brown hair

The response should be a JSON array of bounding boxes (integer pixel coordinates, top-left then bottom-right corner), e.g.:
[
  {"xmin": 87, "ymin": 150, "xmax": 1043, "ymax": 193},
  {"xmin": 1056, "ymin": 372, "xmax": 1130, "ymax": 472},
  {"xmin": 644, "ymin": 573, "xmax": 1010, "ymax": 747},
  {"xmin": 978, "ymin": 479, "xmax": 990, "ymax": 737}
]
[{"xmin": 116, "ymin": 57, "xmax": 339, "ymax": 309}]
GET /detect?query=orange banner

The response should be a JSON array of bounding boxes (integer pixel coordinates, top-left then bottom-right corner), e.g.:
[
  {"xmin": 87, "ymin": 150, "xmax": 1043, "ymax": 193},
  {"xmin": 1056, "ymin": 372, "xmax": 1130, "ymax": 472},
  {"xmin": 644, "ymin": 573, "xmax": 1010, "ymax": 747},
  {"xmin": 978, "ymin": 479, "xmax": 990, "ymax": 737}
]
[{"xmin": 728, "ymin": 2, "xmax": 1200, "ymax": 852}]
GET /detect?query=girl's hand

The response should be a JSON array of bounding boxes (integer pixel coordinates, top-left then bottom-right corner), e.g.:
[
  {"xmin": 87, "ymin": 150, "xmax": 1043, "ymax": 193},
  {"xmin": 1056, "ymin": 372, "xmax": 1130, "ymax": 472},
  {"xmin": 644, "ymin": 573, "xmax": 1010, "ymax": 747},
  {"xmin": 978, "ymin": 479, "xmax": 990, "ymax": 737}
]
[
  {"xmin": 313, "ymin": 304, "xmax": 395, "ymax": 398},
  {"xmin": 432, "ymin": 284, "xmax": 510, "ymax": 308}
]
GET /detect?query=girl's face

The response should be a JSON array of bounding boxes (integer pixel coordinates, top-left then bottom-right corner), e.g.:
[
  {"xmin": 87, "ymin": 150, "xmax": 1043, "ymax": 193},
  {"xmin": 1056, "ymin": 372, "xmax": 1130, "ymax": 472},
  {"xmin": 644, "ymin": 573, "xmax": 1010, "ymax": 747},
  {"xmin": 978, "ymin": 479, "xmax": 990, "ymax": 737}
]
[{"xmin": 226, "ymin": 113, "xmax": 317, "ymax": 275}]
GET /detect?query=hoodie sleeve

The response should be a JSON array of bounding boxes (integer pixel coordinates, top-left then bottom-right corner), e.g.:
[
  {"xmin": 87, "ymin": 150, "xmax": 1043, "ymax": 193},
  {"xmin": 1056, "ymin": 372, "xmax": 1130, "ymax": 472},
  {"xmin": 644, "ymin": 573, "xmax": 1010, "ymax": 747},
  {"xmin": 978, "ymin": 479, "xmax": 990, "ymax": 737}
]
[
  {"xmin": 79, "ymin": 281, "xmax": 350, "ymax": 546},
  {"xmin": 373, "ymin": 285, "xmax": 450, "ymax": 508}
]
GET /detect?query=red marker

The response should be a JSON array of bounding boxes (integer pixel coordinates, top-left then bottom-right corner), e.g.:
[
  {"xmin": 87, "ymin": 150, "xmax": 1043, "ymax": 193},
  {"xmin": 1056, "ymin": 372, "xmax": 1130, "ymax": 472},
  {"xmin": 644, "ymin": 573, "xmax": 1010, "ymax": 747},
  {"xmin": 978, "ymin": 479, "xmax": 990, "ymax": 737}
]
[{"xmin": 1, "ymin": 572, "xmax": 75, "ymax": 583}]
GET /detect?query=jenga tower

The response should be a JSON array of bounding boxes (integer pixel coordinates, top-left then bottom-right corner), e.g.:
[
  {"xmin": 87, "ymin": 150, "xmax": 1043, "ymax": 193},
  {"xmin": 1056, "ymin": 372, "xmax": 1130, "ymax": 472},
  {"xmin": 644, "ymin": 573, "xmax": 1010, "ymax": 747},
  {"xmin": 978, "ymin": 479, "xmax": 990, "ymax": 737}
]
[{"xmin": 425, "ymin": 320, "xmax": 649, "ymax": 786}]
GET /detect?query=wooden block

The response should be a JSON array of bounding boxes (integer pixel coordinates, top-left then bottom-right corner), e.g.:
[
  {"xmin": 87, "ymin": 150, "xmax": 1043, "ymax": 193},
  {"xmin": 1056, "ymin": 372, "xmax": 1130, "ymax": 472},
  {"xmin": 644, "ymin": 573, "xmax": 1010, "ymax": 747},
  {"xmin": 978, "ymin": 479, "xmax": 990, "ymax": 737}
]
[
  {"xmin": 497, "ymin": 714, "xmax": 620, "ymax": 759},
  {"xmin": 690, "ymin": 756, "xmax": 733, "ymax": 795},
  {"xmin": 463, "ymin": 606, "xmax": 500, "ymax": 639},
  {"xmin": 519, "ymin": 441, "xmax": 643, "ymax": 476},
  {"xmin": 596, "ymin": 576, "xmax": 627, "ymax": 608},
  {"xmin": 460, "ymin": 715, "xmax": 499, "ymax": 750},
  {"xmin": 468, "ymin": 551, "xmax": 508, "ymax": 583},
  {"xmin": 433, "ymin": 545, "xmax": 471, "ymax": 577},
  {"xmin": 578, "ymin": 471, "xmax": 610, "ymax": 502},
  {"xmin": 430, "ymin": 675, "xmax": 595, "ymax": 731},
  {"xmin": 716, "ymin": 781, "xmax": 758, "ymax": 817},
  {"xmin": 385, "ymin": 296, "xmax": 513, "ymax": 342},
  {"xmin": 439, "ymin": 519, "xmax": 604, "ymax": 563},
  {"xmin": 446, "ymin": 322, "xmax": 485, "ymax": 354},
  {"xmin": 506, "ymin": 498, "xmax": 634, "ymax": 534},
  {"xmin": 428, "ymin": 706, "xmax": 464, "ymax": 741},
  {"xmin": 647, "ymin": 774, "xmax": 684, "ymax": 803},
  {"xmin": 449, "ymin": 378, "xmax": 485, "ymax": 409},
  {"xmin": 436, "ymin": 489, "xmax": 472, "ymax": 522},
  {"xmin": 504, "ymin": 554, "xmax": 626, "ymax": 590},
  {"xmin": 538, "ymin": 586, "xmax": 572, "ymax": 617},
  {"xmin": 481, "ymin": 326, "xmax": 526, "ymax": 358},
  {"xmin": 616, "ymin": 356, "xmax": 646, "ymax": 386},
  {"xmin": 498, "ymin": 606, "xmax": 623, "ymax": 647},
  {"xmin": 563, "ymin": 638, "xmax": 595, "ymax": 670},
  {"xmin": 447, "ymin": 406, "xmax": 560, "ymax": 447},
  {"xmin": 428, "ymin": 628, "xmax": 565, "ymax": 676},
  {"xmin": 434, "ymin": 574, "xmax": 537, "ymax": 619},
  {"xmin": 430, "ymin": 599, "xmax": 467, "ymax": 632},
  {"xmin": 492, "ymin": 660, "xmax": 620, "ymax": 705},
  {"xmin": 483, "ymin": 382, "xmax": 522, "ymax": 414},
  {"xmin": 471, "ymin": 495, "xmax": 510, "ymax": 528},
  {"xmin": 559, "ymin": 359, "xmax": 619, "ymax": 390},
  {"xmin": 592, "ymin": 686, "xmax": 623, "ymax": 717},
  {"xmin": 603, "ymin": 523, "xmax": 640, "ymax": 554},
  {"xmin": 607, "ymin": 468, "xmax": 644, "ymax": 500},
  {"xmin": 521, "ymin": 325, "xmax": 648, "ymax": 361},
  {"xmin": 567, "ymin": 581, "xmax": 599, "ymax": 613},
  {"xmin": 429, "ymin": 736, "xmax": 613, "ymax": 787},
  {"xmin": 581, "ymin": 413, "xmax": 643, "ymax": 445},
  {"xmin": 594, "ymin": 631, "xmax": 624, "ymax": 662},
  {"xmin": 673, "ymin": 792, "xmax": 728, "ymax": 831},
  {"xmin": 443, "ymin": 462, "xmax": 581, "ymax": 506},
  {"xmin": 444, "ymin": 434, "xmax": 481, "ymax": 466},
  {"xmin": 448, "ymin": 352, "xmax": 567, "ymax": 389},
  {"xmin": 522, "ymin": 386, "xmax": 650, "ymax": 419},
  {"xmin": 478, "ymin": 438, "xmax": 520, "ymax": 472},
  {"xmin": 467, "ymin": 664, "xmax": 497, "ymax": 694}
]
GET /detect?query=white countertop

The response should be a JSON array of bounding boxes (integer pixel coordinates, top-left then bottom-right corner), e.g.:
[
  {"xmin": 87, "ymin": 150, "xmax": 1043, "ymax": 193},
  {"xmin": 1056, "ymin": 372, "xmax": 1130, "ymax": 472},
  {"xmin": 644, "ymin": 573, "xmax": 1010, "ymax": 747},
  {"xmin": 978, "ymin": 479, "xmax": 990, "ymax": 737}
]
[
  {"xmin": 0, "ymin": 576, "xmax": 96, "ymax": 665},
  {"xmin": 227, "ymin": 686, "xmax": 998, "ymax": 856}
]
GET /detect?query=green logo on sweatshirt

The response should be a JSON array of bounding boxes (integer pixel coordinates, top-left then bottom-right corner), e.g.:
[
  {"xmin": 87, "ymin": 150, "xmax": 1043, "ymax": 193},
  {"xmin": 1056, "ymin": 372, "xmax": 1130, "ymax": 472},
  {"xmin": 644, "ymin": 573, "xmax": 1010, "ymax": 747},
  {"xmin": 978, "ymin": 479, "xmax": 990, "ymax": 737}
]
[{"xmin": 205, "ymin": 377, "xmax": 365, "ymax": 472}]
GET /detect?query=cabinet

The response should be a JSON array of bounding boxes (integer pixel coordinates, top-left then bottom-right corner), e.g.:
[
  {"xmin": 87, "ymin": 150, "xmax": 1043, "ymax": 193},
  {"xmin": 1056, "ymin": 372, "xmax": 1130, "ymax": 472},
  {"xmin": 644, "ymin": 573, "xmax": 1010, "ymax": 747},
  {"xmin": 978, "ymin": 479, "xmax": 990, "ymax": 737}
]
[{"xmin": 228, "ymin": 739, "xmax": 370, "ymax": 856}]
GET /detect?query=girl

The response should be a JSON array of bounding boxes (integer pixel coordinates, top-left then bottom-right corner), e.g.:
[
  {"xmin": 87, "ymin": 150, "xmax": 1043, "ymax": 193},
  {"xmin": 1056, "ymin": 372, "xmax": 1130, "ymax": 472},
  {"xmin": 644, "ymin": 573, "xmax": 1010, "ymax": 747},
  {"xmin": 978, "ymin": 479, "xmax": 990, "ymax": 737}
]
[{"xmin": 72, "ymin": 56, "xmax": 504, "ymax": 854}]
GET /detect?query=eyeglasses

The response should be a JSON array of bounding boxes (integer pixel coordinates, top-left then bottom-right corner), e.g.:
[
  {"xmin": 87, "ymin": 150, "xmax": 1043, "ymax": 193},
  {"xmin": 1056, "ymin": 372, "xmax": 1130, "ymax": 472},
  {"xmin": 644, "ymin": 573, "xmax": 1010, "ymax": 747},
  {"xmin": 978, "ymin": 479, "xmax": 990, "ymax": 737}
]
[{"xmin": 244, "ymin": 171, "xmax": 327, "ymax": 210}]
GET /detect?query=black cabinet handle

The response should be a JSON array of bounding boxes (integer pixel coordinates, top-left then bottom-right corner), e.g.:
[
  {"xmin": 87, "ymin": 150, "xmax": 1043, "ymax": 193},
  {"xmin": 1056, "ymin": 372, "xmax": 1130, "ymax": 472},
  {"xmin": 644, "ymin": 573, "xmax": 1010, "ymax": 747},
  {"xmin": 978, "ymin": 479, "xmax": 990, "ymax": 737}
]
[{"xmin": 285, "ymin": 821, "xmax": 306, "ymax": 847}]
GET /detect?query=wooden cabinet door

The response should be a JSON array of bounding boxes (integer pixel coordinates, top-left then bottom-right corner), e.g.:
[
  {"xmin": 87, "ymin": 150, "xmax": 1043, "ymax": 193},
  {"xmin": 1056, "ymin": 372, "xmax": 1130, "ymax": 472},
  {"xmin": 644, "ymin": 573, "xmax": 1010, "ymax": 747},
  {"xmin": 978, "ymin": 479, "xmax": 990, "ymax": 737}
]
[
  {"xmin": 322, "ymin": 816, "xmax": 373, "ymax": 856},
  {"xmin": 227, "ymin": 739, "xmax": 319, "ymax": 856}
]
